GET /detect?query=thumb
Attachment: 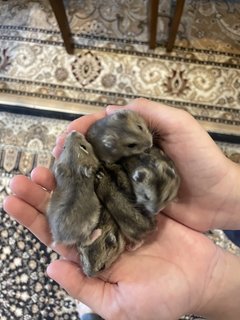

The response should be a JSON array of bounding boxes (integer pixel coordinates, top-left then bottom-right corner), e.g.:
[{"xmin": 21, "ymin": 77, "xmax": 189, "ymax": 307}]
[
  {"xmin": 47, "ymin": 260, "xmax": 113, "ymax": 316},
  {"xmin": 106, "ymin": 98, "xmax": 192, "ymax": 137}
]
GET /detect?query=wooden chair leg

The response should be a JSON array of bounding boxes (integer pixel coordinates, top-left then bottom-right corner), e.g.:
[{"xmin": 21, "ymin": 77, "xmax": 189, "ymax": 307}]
[
  {"xmin": 166, "ymin": 0, "xmax": 185, "ymax": 52},
  {"xmin": 148, "ymin": 0, "xmax": 159, "ymax": 49},
  {"xmin": 48, "ymin": 0, "xmax": 74, "ymax": 54}
]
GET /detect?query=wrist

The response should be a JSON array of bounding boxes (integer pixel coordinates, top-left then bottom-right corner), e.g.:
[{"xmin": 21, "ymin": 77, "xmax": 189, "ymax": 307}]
[
  {"xmin": 220, "ymin": 160, "xmax": 240, "ymax": 230},
  {"xmin": 196, "ymin": 248, "xmax": 240, "ymax": 319}
]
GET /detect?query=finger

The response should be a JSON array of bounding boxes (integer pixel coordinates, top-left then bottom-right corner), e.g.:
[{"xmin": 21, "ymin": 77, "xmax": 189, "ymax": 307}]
[
  {"xmin": 52, "ymin": 133, "xmax": 67, "ymax": 158},
  {"xmin": 47, "ymin": 259, "xmax": 114, "ymax": 316},
  {"xmin": 66, "ymin": 110, "xmax": 106, "ymax": 134},
  {"xmin": 163, "ymin": 200, "xmax": 213, "ymax": 232},
  {"xmin": 52, "ymin": 110, "xmax": 107, "ymax": 158},
  {"xmin": 10, "ymin": 175, "xmax": 50, "ymax": 214},
  {"xmin": 56, "ymin": 132, "xmax": 66, "ymax": 144},
  {"xmin": 3, "ymin": 195, "xmax": 80, "ymax": 262},
  {"xmin": 31, "ymin": 166, "xmax": 56, "ymax": 191},
  {"xmin": 4, "ymin": 194, "xmax": 52, "ymax": 245},
  {"xmin": 56, "ymin": 132, "xmax": 66, "ymax": 150},
  {"xmin": 52, "ymin": 145, "xmax": 63, "ymax": 159}
]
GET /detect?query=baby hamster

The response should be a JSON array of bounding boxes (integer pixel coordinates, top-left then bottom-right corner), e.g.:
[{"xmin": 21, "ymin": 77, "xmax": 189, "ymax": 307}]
[
  {"xmin": 77, "ymin": 207, "xmax": 126, "ymax": 277},
  {"xmin": 95, "ymin": 165, "xmax": 157, "ymax": 249},
  {"xmin": 86, "ymin": 110, "xmax": 153, "ymax": 163},
  {"xmin": 121, "ymin": 146, "xmax": 180, "ymax": 215},
  {"xmin": 47, "ymin": 131, "xmax": 102, "ymax": 247}
]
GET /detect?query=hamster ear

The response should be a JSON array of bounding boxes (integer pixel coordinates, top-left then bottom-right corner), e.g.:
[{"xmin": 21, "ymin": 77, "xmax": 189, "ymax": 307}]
[
  {"xmin": 105, "ymin": 233, "xmax": 117, "ymax": 246},
  {"xmin": 102, "ymin": 134, "xmax": 117, "ymax": 149},
  {"xmin": 132, "ymin": 167, "xmax": 148, "ymax": 182}
]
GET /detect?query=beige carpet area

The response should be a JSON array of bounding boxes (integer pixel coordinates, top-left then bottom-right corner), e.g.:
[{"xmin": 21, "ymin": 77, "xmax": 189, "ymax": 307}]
[
  {"xmin": 0, "ymin": 0, "xmax": 240, "ymax": 319},
  {"xmin": 0, "ymin": 0, "xmax": 240, "ymax": 136}
]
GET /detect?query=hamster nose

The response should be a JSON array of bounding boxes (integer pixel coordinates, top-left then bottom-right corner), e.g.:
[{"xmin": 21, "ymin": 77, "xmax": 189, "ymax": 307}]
[
  {"xmin": 67, "ymin": 130, "xmax": 76, "ymax": 137},
  {"xmin": 68, "ymin": 130, "xmax": 82, "ymax": 138}
]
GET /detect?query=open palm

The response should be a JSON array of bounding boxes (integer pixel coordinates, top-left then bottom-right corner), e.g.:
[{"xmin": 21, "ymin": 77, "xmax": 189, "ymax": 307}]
[{"xmin": 4, "ymin": 167, "xmax": 221, "ymax": 319}]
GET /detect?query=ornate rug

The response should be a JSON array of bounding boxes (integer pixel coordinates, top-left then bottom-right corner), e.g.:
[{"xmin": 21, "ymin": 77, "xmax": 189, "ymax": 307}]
[
  {"xmin": 0, "ymin": 0, "xmax": 240, "ymax": 137},
  {"xmin": 0, "ymin": 0, "xmax": 240, "ymax": 319},
  {"xmin": 0, "ymin": 112, "xmax": 80, "ymax": 319}
]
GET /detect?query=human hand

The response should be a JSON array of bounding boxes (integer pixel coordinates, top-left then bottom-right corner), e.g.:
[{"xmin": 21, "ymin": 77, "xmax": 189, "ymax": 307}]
[
  {"xmin": 4, "ymin": 167, "xmax": 231, "ymax": 319},
  {"xmin": 3, "ymin": 167, "xmax": 79, "ymax": 262},
  {"xmin": 53, "ymin": 99, "xmax": 240, "ymax": 231},
  {"xmin": 4, "ymin": 99, "xmax": 240, "ymax": 319},
  {"xmin": 113, "ymin": 99, "xmax": 240, "ymax": 232}
]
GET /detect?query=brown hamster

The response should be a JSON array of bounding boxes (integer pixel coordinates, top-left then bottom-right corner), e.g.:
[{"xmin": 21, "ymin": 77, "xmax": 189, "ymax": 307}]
[
  {"xmin": 47, "ymin": 131, "xmax": 102, "ymax": 247},
  {"xmin": 121, "ymin": 146, "xmax": 180, "ymax": 215},
  {"xmin": 95, "ymin": 165, "xmax": 157, "ymax": 249},
  {"xmin": 77, "ymin": 207, "xmax": 126, "ymax": 277},
  {"xmin": 86, "ymin": 110, "xmax": 153, "ymax": 163}
]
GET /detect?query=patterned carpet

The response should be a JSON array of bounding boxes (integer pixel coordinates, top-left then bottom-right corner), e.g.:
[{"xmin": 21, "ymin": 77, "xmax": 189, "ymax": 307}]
[
  {"xmin": 0, "ymin": 111, "xmax": 240, "ymax": 320},
  {"xmin": 0, "ymin": 0, "xmax": 240, "ymax": 319},
  {"xmin": 0, "ymin": 0, "xmax": 240, "ymax": 135},
  {"xmin": 0, "ymin": 113, "xmax": 80, "ymax": 319}
]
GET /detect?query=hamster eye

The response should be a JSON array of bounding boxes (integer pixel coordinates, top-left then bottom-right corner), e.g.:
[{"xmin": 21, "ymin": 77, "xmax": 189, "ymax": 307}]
[
  {"xmin": 132, "ymin": 170, "xmax": 146, "ymax": 182},
  {"xmin": 80, "ymin": 144, "xmax": 86, "ymax": 150},
  {"xmin": 105, "ymin": 234, "xmax": 117, "ymax": 247},
  {"xmin": 144, "ymin": 194, "xmax": 150, "ymax": 201},
  {"xmin": 127, "ymin": 143, "xmax": 137, "ymax": 148},
  {"xmin": 79, "ymin": 144, "xmax": 89, "ymax": 154},
  {"xmin": 137, "ymin": 125, "xmax": 143, "ymax": 131}
]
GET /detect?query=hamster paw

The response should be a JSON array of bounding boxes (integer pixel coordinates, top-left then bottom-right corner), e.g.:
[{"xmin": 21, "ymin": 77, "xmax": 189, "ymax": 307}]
[{"xmin": 96, "ymin": 170, "xmax": 105, "ymax": 180}]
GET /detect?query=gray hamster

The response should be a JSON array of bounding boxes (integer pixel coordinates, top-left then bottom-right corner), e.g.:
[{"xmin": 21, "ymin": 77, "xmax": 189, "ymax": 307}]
[
  {"xmin": 47, "ymin": 131, "xmax": 102, "ymax": 247},
  {"xmin": 86, "ymin": 110, "xmax": 153, "ymax": 163},
  {"xmin": 77, "ymin": 207, "xmax": 126, "ymax": 277},
  {"xmin": 95, "ymin": 165, "xmax": 157, "ymax": 249},
  {"xmin": 121, "ymin": 146, "xmax": 180, "ymax": 215}
]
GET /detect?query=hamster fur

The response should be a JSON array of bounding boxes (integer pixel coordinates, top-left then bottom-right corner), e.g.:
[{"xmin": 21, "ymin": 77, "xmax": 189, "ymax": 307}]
[
  {"xmin": 121, "ymin": 146, "xmax": 180, "ymax": 215},
  {"xmin": 86, "ymin": 110, "xmax": 153, "ymax": 163},
  {"xmin": 77, "ymin": 207, "xmax": 126, "ymax": 277},
  {"xmin": 95, "ymin": 164, "xmax": 157, "ymax": 248},
  {"xmin": 47, "ymin": 131, "xmax": 102, "ymax": 247}
]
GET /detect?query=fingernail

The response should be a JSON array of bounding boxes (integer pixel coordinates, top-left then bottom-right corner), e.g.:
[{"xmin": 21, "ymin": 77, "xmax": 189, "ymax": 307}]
[
  {"xmin": 52, "ymin": 146, "xmax": 61, "ymax": 159},
  {"xmin": 106, "ymin": 105, "xmax": 124, "ymax": 114},
  {"xmin": 46, "ymin": 264, "xmax": 54, "ymax": 278}
]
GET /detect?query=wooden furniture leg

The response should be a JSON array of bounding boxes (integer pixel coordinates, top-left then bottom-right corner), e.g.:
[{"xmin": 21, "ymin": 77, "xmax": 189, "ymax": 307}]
[
  {"xmin": 48, "ymin": 0, "xmax": 74, "ymax": 54},
  {"xmin": 148, "ymin": 0, "xmax": 159, "ymax": 49},
  {"xmin": 166, "ymin": 0, "xmax": 185, "ymax": 52}
]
